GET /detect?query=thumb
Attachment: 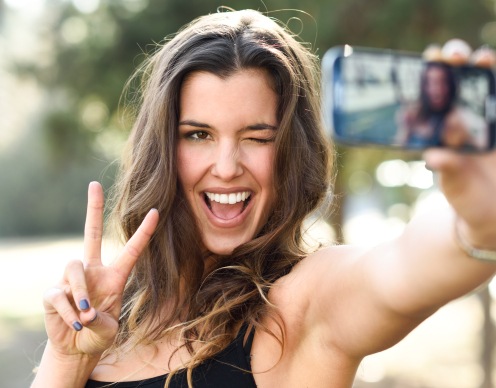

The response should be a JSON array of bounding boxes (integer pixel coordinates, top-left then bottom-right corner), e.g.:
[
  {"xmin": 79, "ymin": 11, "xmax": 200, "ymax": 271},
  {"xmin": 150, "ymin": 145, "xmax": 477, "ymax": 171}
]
[
  {"xmin": 80, "ymin": 308, "xmax": 117, "ymax": 335},
  {"xmin": 80, "ymin": 308, "xmax": 119, "ymax": 344},
  {"xmin": 423, "ymin": 148, "xmax": 465, "ymax": 172},
  {"xmin": 81, "ymin": 308, "xmax": 100, "ymax": 327}
]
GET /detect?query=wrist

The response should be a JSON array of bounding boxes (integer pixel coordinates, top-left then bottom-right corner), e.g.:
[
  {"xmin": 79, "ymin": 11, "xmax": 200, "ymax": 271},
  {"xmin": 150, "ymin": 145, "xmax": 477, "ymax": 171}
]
[
  {"xmin": 31, "ymin": 341, "xmax": 102, "ymax": 388},
  {"xmin": 455, "ymin": 217, "xmax": 496, "ymax": 262}
]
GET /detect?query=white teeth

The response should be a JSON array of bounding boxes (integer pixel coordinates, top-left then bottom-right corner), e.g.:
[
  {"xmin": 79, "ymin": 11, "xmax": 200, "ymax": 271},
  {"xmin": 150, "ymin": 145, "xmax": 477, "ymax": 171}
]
[{"xmin": 205, "ymin": 191, "xmax": 251, "ymax": 204}]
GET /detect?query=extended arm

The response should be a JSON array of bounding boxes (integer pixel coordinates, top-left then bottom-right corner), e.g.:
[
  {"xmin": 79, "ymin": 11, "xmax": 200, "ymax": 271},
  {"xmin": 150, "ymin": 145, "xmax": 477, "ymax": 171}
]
[{"xmin": 298, "ymin": 149, "xmax": 496, "ymax": 359}]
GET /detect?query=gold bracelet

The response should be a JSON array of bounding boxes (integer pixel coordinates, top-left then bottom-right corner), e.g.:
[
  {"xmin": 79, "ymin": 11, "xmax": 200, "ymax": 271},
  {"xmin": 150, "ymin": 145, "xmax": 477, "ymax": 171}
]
[{"xmin": 455, "ymin": 219, "xmax": 496, "ymax": 262}]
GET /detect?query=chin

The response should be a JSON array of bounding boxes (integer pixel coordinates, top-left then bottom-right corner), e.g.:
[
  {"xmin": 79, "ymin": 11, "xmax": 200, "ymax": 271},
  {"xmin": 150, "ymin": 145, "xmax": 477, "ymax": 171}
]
[
  {"xmin": 203, "ymin": 235, "xmax": 252, "ymax": 256},
  {"xmin": 205, "ymin": 243, "xmax": 241, "ymax": 256}
]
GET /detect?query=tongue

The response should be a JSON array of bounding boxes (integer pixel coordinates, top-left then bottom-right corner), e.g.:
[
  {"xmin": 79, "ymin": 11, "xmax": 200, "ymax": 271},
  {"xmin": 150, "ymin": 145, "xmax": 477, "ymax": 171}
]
[{"xmin": 210, "ymin": 201, "xmax": 245, "ymax": 220}]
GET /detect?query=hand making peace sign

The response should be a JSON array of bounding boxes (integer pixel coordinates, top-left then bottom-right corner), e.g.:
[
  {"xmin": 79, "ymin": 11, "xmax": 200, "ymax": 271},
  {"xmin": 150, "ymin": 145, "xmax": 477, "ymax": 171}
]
[{"xmin": 42, "ymin": 182, "xmax": 159, "ymax": 358}]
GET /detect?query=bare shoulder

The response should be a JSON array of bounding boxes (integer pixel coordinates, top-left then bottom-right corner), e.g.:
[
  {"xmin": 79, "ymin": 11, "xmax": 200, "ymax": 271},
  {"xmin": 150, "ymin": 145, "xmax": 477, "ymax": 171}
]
[
  {"xmin": 268, "ymin": 243, "xmax": 370, "ymax": 329},
  {"xmin": 273, "ymin": 244, "xmax": 368, "ymax": 294},
  {"xmin": 267, "ymin": 241, "xmax": 410, "ymax": 356},
  {"xmin": 251, "ymin": 245, "xmax": 370, "ymax": 387}
]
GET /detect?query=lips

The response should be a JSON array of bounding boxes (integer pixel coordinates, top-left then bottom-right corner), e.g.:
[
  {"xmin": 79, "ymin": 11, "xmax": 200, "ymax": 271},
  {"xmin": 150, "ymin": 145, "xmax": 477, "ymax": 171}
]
[{"xmin": 204, "ymin": 191, "xmax": 252, "ymax": 220}]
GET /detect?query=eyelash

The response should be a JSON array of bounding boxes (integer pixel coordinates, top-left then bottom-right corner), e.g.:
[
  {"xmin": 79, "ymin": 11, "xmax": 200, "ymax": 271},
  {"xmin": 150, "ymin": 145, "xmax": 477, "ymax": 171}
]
[
  {"xmin": 185, "ymin": 131, "xmax": 210, "ymax": 141},
  {"xmin": 248, "ymin": 137, "xmax": 274, "ymax": 144},
  {"xmin": 182, "ymin": 131, "xmax": 274, "ymax": 144}
]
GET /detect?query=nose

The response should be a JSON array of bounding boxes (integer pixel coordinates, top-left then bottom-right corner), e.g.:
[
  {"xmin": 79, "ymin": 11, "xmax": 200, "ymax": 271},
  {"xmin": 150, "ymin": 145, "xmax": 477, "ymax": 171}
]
[{"xmin": 210, "ymin": 140, "xmax": 243, "ymax": 181}]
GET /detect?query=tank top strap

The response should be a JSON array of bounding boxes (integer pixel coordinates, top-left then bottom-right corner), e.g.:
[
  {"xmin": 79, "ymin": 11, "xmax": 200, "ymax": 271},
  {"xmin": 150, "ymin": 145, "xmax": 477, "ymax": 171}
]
[{"xmin": 242, "ymin": 324, "xmax": 255, "ymax": 363}]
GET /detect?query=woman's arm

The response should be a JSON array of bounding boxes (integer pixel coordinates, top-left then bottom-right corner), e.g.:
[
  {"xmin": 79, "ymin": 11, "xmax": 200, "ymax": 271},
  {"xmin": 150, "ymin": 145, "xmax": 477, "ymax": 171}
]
[{"xmin": 297, "ymin": 149, "xmax": 496, "ymax": 359}]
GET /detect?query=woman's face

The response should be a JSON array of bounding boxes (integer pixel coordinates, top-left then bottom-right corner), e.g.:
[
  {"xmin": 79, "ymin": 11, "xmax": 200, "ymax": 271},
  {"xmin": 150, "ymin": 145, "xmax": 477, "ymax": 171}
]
[
  {"xmin": 425, "ymin": 67, "xmax": 450, "ymax": 111},
  {"xmin": 177, "ymin": 69, "xmax": 278, "ymax": 255}
]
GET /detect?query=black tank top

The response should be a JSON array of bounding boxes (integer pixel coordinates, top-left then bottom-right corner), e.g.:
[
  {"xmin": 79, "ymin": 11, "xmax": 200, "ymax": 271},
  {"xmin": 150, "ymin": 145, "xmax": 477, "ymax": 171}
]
[{"xmin": 85, "ymin": 325, "xmax": 257, "ymax": 388}]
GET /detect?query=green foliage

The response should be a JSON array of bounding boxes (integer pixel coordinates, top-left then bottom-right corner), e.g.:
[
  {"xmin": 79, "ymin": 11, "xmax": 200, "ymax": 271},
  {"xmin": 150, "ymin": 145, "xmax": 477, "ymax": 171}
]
[
  {"xmin": 2, "ymin": 0, "xmax": 496, "ymax": 236},
  {"xmin": 0, "ymin": 123, "xmax": 117, "ymax": 236}
]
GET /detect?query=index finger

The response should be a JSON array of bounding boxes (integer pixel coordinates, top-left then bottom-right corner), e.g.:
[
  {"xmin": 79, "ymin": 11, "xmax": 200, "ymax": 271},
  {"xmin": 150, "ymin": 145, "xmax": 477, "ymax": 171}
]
[
  {"xmin": 112, "ymin": 208, "xmax": 159, "ymax": 278},
  {"xmin": 84, "ymin": 181, "xmax": 105, "ymax": 266}
]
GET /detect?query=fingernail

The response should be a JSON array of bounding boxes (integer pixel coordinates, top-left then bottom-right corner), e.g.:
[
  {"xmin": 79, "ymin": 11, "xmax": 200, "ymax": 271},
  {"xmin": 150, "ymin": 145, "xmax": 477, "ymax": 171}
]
[
  {"xmin": 73, "ymin": 321, "xmax": 83, "ymax": 331},
  {"xmin": 79, "ymin": 299, "xmax": 90, "ymax": 311},
  {"xmin": 89, "ymin": 312, "xmax": 98, "ymax": 323}
]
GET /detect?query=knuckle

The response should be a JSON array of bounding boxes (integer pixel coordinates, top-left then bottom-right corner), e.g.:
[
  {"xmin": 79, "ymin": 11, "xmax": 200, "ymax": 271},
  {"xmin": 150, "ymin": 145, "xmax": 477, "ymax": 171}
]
[
  {"xmin": 43, "ymin": 287, "xmax": 66, "ymax": 305},
  {"xmin": 140, "ymin": 227, "xmax": 153, "ymax": 239},
  {"xmin": 65, "ymin": 259, "xmax": 84, "ymax": 273},
  {"xmin": 59, "ymin": 304, "xmax": 76, "ymax": 318},
  {"xmin": 71, "ymin": 284, "xmax": 88, "ymax": 296},
  {"xmin": 85, "ymin": 225, "xmax": 103, "ymax": 241},
  {"xmin": 125, "ymin": 243, "xmax": 140, "ymax": 258},
  {"xmin": 88, "ymin": 199, "xmax": 104, "ymax": 211}
]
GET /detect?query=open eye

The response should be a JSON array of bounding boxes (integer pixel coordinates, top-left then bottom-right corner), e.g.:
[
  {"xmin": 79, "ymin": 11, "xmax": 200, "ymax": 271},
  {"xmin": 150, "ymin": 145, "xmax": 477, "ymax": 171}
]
[{"xmin": 188, "ymin": 131, "xmax": 211, "ymax": 141}]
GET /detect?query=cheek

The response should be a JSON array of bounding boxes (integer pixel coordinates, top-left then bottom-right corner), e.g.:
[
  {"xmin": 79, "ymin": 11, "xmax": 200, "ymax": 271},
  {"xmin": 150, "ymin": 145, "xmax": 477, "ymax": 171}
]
[
  {"xmin": 176, "ymin": 149, "xmax": 188, "ymax": 186},
  {"xmin": 176, "ymin": 148, "xmax": 198, "ymax": 196},
  {"xmin": 252, "ymin": 148, "xmax": 275, "ymax": 197}
]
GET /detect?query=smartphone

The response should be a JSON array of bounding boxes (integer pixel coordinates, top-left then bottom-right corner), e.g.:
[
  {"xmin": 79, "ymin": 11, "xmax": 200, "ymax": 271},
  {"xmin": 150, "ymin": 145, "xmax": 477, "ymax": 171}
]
[{"xmin": 322, "ymin": 45, "xmax": 496, "ymax": 151}]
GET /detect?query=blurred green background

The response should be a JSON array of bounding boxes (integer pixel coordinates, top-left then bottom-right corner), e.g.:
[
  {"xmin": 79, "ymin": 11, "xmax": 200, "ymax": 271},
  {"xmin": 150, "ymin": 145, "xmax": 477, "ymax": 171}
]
[
  {"xmin": 1, "ymin": 0, "xmax": 496, "ymax": 387},
  {"xmin": 2, "ymin": 0, "xmax": 495, "ymax": 237}
]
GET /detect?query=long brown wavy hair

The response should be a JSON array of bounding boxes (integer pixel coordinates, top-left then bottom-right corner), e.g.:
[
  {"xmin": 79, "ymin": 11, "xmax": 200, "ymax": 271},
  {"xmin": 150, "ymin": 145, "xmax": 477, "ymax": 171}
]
[{"xmin": 107, "ymin": 8, "xmax": 333, "ymax": 387}]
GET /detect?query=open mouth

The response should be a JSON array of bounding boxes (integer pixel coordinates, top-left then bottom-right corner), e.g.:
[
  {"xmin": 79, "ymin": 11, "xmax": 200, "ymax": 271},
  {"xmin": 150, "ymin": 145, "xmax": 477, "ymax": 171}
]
[{"xmin": 204, "ymin": 191, "xmax": 252, "ymax": 220}]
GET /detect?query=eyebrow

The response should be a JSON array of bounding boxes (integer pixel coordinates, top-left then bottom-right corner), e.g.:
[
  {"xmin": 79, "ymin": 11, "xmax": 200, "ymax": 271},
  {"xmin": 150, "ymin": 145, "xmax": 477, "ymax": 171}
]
[
  {"xmin": 178, "ymin": 120, "xmax": 277, "ymax": 131},
  {"xmin": 178, "ymin": 120, "xmax": 210, "ymax": 128},
  {"xmin": 246, "ymin": 123, "xmax": 278, "ymax": 131}
]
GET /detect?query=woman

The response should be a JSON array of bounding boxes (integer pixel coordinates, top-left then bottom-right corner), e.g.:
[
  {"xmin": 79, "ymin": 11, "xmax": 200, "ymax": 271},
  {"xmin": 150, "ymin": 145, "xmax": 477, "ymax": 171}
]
[
  {"xmin": 32, "ymin": 9, "xmax": 496, "ymax": 388},
  {"xmin": 397, "ymin": 61, "xmax": 487, "ymax": 149}
]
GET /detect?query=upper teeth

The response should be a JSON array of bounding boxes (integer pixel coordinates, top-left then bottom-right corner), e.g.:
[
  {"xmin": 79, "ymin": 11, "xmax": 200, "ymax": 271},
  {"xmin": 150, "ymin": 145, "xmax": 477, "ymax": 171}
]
[{"xmin": 205, "ymin": 191, "xmax": 250, "ymax": 204}]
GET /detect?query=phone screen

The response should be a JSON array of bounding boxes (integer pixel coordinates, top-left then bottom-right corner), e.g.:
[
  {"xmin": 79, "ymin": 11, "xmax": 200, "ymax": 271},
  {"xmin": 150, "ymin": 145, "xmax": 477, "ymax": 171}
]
[{"xmin": 323, "ymin": 46, "xmax": 496, "ymax": 151}]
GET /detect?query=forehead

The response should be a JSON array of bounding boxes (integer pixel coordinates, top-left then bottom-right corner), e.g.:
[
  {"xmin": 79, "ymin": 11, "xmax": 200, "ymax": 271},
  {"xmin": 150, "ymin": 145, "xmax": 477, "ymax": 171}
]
[
  {"xmin": 179, "ymin": 69, "xmax": 279, "ymax": 125},
  {"xmin": 180, "ymin": 68, "xmax": 275, "ymax": 96},
  {"xmin": 426, "ymin": 66, "xmax": 447, "ymax": 79}
]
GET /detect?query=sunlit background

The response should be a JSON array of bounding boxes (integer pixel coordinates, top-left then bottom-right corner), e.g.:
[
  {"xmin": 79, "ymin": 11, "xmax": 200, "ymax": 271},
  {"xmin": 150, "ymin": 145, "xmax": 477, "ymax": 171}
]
[{"xmin": 2, "ymin": 0, "xmax": 496, "ymax": 387}]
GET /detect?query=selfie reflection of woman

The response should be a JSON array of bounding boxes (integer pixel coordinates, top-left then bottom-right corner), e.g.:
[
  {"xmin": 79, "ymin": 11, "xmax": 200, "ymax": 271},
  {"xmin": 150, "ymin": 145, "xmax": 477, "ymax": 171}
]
[{"xmin": 397, "ymin": 61, "xmax": 487, "ymax": 149}]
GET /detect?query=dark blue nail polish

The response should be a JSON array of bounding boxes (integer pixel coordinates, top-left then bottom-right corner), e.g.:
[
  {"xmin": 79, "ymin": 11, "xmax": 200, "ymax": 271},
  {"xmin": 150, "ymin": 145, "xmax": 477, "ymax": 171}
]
[
  {"xmin": 79, "ymin": 299, "xmax": 90, "ymax": 310},
  {"xmin": 73, "ymin": 321, "xmax": 83, "ymax": 331}
]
